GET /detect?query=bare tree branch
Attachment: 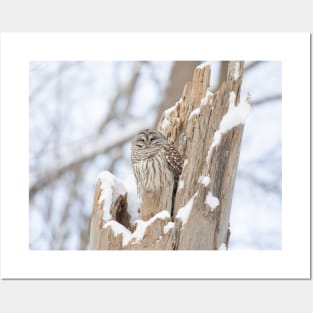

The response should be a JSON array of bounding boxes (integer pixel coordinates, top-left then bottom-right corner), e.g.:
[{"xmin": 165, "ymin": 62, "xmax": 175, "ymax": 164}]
[
  {"xmin": 52, "ymin": 167, "xmax": 82, "ymax": 249},
  {"xmin": 244, "ymin": 61, "xmax": 265, "ymax": 72},
  {"xmin": 30, "ymin": 62, "xmax": 82, "ymax": 101},
  {"xmin": 29, "ymin": 116, "xmax": 155, "ymax": 200},
  {"xmin": 238, "ymin": 170, "xmax": 281, "ymax": 194},
  {"xmin": 97, "ymin": 62, "xmax": 143, "ymax": 133},
  {"xmin": 251, "ymin": 94, "xmax": 282, "ymax": 105}
]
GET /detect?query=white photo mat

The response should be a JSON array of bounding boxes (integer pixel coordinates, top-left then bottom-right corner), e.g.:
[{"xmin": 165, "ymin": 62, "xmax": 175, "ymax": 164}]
[{"xmin": 0, "ymin": 33, "xmax": 310, "ymax": 279}]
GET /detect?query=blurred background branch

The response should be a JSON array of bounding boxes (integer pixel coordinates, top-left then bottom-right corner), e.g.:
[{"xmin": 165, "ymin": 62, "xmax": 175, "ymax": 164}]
[{"xmin": 251, "ymin": 94, "xmax": 282, "ymax": 105}]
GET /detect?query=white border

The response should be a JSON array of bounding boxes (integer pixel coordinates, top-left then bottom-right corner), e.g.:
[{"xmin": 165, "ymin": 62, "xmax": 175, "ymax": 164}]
[{"xmin": 0, "ymin": 33, "xmax": 310, "ymax": 279}]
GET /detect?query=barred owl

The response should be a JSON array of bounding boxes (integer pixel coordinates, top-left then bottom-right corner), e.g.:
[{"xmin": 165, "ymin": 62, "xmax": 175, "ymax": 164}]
[{"xmin": 131, "ymin": 129, "xmax": 183, "ymax": 212}]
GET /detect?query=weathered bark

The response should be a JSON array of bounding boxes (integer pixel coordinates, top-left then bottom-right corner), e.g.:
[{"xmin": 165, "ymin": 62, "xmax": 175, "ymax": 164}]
[
  {"xmin": 154, "ymin": 61, "xmax": 201, "ymax": 128},
  {"xmin": 89, "ymin": 61, "xmax": 248, "ymax": 250},
  {"xmin": 140, "ymin": 190, "xmax": 172, "ymax": 221},
  {"xmin": 89, "ymin": 179, "xmax": 130, "ymax": 249}
]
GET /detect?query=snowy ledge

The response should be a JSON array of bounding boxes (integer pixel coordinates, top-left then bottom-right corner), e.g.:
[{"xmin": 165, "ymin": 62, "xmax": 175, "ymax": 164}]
[
  {"xmin": 200, "ymin": 89, "xmax": 214, "ymax": 106},
  {"xmin": 97, "ymin": 171, "xmax": 140, "ymax": 224},
  {"xmin": 205, "ymin": 192, "xmax": 220, "ymax": 211},
  {"xmin": 104, "ymin": 210, "xmax": 171, "ymax": 247},
  {"xmin": 189, "ymin": 107, "xmax": 201, "ymax": 120},
  {"xmin": 161, "ymin": 99, "xmax": 182, "ymax": 130},
  {"xmin": 197, "ymin": 61, "xmax": 211, "ymax": 69},
  {"xmin": 176, "ymin": 192, "xmax": 198, "ymax": 226},
  {"xmin": 188, "ymin": 89, "xmax": 214, "ymax": 120},
  {"xmin": 198, "ymin": 175, "xmax": 210, "ymax": 187},
  {"xmin": 206, "ymin": 91, "xmax": 250, "ymax": 164},
  {"xmin": 98, "ymin": 171, "xmax": 127, "ymax": 221},
  {"xmin": 96, "ymin": 171, "xmax": 176, "ymax": 248}
]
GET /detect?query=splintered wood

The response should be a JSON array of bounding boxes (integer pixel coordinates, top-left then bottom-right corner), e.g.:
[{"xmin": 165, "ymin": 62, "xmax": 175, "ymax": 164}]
[{"xmin": 89, "ymin": 61, "xmax": 247, "ymax": 250}]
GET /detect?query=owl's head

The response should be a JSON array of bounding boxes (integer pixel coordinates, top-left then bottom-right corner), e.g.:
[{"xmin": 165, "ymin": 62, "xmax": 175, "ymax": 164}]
[{"xmin": 132, "ymin": 129, "xmax": 167, "ymax": 149}]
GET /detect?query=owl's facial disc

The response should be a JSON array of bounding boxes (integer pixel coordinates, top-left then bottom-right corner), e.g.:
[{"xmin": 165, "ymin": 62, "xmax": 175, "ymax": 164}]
[
  {"xmin": 148, "ymin": 135, "xmax": 163, "ymax": 146},
  {"xmin": 134, "ymin": 129, "xmax": 166, "ymax": 149},
  {"xmin": 147, "ymin": 130, "xmax": 166, "ymax": 146},
  {"xmin": 135, "ymin": 136, "xmax": 147, "ymax": 148}
]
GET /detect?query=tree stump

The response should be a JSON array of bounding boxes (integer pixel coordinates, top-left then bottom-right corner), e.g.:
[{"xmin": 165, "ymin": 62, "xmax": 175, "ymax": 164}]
[{"xmin": 89, "ymin": 61, "xmax": 250, "ymax": 250}]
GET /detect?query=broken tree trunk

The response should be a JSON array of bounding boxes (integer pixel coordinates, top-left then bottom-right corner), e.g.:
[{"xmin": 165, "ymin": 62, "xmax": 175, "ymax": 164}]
[{"xmin": 89, "ymin": 61, "xmax": 250, "ymax": 250}]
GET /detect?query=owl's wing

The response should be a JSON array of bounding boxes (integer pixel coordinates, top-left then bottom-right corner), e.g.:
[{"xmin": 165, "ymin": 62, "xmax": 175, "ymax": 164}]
[{"xmin": 164, "ymin": 144, "xmax": 183, "ymax": 178}]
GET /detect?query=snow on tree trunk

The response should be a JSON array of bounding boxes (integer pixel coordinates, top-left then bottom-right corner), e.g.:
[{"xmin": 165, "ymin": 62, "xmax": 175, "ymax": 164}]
[{"xmin": 89, "ymin": 61, "xmax": 250, "ymax": 250}]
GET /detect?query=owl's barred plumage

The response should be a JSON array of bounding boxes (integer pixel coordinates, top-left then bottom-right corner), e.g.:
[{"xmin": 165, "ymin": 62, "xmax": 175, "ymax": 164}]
[{"xmin": 131, "ymin": 129, "xmax": 183, "ymax": 205}]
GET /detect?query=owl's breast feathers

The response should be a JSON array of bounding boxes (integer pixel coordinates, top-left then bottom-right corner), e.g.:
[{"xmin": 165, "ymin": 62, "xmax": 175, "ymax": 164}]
[
  {"xmin": 132, "ymin": 151, "xmax": 174, "ymax": 198},
  {"xmin": 131, "ymin": 144, "xmax": 160, "ymax": 163}
]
